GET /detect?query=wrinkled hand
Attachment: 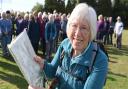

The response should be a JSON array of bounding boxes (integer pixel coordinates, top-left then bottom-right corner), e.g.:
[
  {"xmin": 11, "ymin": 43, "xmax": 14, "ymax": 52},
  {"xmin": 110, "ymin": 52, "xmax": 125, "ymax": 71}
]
[
  {"xmin": 28, "ymin": 85, "xmax": 45, "ymax": 89},
  {"xmin": 34, "ymin": 55, "xmax": 44, "ymax": 69}
]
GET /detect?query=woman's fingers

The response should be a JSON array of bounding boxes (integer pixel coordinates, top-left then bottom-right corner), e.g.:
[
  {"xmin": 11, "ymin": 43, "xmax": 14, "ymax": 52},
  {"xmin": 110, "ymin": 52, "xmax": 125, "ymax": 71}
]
[
  {"xmin": 34, "ymin": 55, "xmax": 44, "ymax": 69},
  {"xmin": 34, "ymin": 55, "xmax": 41, "ymax": 63},
  {"xmin": 28, "ymin": 85, "xmax": 34, "ymax": 89},
  {"xmin": 28, "ymin": 85, "xmax": 44, "ymax": 89}
]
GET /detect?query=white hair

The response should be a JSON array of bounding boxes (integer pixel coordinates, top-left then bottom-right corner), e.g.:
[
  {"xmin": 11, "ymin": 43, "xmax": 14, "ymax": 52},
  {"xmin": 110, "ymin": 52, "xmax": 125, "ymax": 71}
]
[
  {"xmin": 98, "ymin": 14, "xmax": 103, "ymax": 20},
  {"xmin": 38, "ymin": 12, "xmax": 42, "ymax": 17},
  {"xmin": 67, "ymin": 3, "xmax": 97, "ymax": 41},
  {"xmin": 24, "ymin": 13, "xmax": 29, "ymax": 19},
  {"xmin": 48, "ymin": 14, "xmax": 54, "ymax": 22},
  {"xmin": 117, "ymin": 16, "xmax": 121, "ymax": 20},
  {"xmin": 1, "ymin": 12, "xmax": 6, "ymax": 18}
]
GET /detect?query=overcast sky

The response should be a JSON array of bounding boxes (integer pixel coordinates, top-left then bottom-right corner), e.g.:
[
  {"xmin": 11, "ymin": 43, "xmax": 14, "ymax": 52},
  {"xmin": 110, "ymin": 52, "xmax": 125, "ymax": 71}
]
[{"xmin": 0, "ymin": 0, "xmax": 44, "ymax": 12}]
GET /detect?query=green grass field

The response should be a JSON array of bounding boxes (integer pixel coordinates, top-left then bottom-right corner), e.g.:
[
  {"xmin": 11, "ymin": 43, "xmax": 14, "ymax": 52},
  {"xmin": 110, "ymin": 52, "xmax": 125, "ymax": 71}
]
[
  {"xmin": 0, "ymin": 30, "xmax": 128, "ymax": 89},
  {"xmin": 104, "ymin": 29, "xmax": 128, "ymax": 89}
]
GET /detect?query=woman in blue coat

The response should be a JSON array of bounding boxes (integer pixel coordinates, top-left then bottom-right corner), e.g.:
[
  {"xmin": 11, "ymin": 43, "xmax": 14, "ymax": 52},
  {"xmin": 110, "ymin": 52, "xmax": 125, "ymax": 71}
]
[
  {"xmin": 0, "ymin": 12, "xmax": 12, "ymax": 56},
  {"xmin": 45, "ymin": 14, "xmax": 57, "ymax": 60},
  {"xmin": 28, "ymin": 3, "xmax": 108, "ymax": 89}
]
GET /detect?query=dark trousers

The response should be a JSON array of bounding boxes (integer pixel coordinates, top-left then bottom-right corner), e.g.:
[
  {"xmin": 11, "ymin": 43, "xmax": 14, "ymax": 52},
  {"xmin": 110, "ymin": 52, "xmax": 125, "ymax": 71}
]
[
  {"xmin": 46, "ymin": 40, "xmax": 54, "ymax": 61},
  {"xmin": 109, "ymin": 33, "xmax": 113, "ymax": 44},
  {"xmin": 32, "ymin": 42, "xmax": 39, "ymax": 54},
  {"xmin": 1, "ymin": 35, "xmax": 11, "ymax": 56},
  {"xmin": 41, "ymin": 38, "xmax": 46, "ymax": 56},
  {"xmin": 116, "ymin": 34, "xmax": 122, "ymax": 49}
]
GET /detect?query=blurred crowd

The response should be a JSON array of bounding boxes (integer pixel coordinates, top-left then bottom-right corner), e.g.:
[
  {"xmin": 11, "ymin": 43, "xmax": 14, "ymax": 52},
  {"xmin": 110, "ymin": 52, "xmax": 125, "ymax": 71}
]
[
  {"xmin": 0, "ymin": 10, "xmax": 69, "ymax": 61},
  {"xmin": 96, "ymin": 14, "xmax": 123, "ymax": 49},
  {"xmin": 0, "ymin": 10, "xmax": 124, "ymax": 60}
]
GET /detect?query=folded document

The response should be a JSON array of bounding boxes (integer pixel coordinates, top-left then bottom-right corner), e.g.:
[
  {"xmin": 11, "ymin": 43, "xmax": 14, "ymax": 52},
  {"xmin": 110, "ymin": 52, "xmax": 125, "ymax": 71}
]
[{"xmin": 8, "ymin": 30, "xmax": 44, "ymax": 88}]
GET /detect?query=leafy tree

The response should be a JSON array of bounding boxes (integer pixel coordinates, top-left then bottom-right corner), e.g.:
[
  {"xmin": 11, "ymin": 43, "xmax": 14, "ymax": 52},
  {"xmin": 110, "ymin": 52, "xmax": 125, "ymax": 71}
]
[
  {"xmin": 68, "ymin": 0, "xmax": 111, "ymax": 16},
  {"xmin": 44, "ymin": 0, "xmax": 57, "ymax": 12},
  {"xmin": 65, "ymin": 0, "xmax": 96, "ymax": 14},
  {"xmin": 65, "ymin": 0, "xmax": 76, "ymax": 13},
  {"xmin": 44, "ymin": 0, "xmax": 65, "ymax": 13},
  {"xmin": 76, "ymin": 0, "xmax": 96, "ymax": 7},
  {"xmin": 56, "ymin": 0, "xmax": 65, "ymax": 13},
  {"xmin": 96, "ymin": 0, "xmax": 112, "ymax": 16},
  {"xmin": 32, "ymin": 3, "xmax": 44, "ymax": 12},
  {"xmin": 113, "ymin": 0, "xmax": 128, "ymax": 27}
]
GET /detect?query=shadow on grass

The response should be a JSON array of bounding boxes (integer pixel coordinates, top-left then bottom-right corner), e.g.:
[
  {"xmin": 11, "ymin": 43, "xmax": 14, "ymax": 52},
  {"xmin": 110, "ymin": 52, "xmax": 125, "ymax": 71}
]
[
  {"xmin": 0, "ymin": 48, "xmax": 16, "ymax": 62},
  {"xmin": 0, "ymin": 71, "xmax": 28, "ymax": 89},
  {"xmin": 0, "ymin": 61, "xmax": 22, "ymax": 75},
  {"xmin": 107, "ymin": 71, "xmax": 127, "ymax": 82},
  {"xmin": 108, "ymin": 55, "xmax": 118, "ymax": 60},
  {"xmin": 0, "ymin": 55, "xmax": 15, "ymax": 63},
  {"xmin": 107, "ymin": 76, "xmax": 116, "ymax": 81},
  {"xmin": 107, "ymin": 45, "xmax": 128, "ymax": 56},
  {"xmin": 108, "ymin": 71, "xmax": 127, "ymax": 78},
  {"xmin": 109, "ymin": 59, "xmax": 118, "ymax": 63}
]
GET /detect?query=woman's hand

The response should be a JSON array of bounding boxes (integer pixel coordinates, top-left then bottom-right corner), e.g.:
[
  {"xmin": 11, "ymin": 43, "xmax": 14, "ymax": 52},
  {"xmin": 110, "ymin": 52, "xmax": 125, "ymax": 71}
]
[
  {"xmin": 28, "ymin": 85, "xmax": 45, "ymax": 89},
  {"xmin": 34, "ymin": 55, "xmax": 44, "ymax": 69}
]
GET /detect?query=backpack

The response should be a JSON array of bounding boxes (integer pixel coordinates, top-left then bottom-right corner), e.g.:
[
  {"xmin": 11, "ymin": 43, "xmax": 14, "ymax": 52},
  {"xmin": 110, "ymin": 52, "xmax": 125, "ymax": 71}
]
[
  {"xmin": 86, "ymin": 41, "xmax": 108, "ymax": 86},
  {"xmin": 48, "ymin": 41, "xmax": 108, "ymax": 89},
  {"xmin": 93, "ymin": 41, "xmax": 109, "ymax": 61}
]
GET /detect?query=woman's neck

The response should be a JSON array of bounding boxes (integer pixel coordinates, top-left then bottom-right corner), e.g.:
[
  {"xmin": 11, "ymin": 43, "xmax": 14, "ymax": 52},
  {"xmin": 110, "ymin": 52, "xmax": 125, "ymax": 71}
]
[
  {"xmin": 72, "ymin": 50, "xmax": 81, "ymax": 57},
  {"xmin": 72, "ymin": 42, "xmax": 89, "ymax": 58}
]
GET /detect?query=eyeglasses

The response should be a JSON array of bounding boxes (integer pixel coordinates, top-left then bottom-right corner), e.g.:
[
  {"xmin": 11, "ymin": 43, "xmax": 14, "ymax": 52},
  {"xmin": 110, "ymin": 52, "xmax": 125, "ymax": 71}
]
[{"xmin": 69, "ymin": 23, "xmax": 90, "ymax": 35}]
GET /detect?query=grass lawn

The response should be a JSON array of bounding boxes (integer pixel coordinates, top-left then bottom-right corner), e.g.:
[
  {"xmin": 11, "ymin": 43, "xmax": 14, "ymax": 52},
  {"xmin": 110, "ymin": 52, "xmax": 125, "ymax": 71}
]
[
  {"xmin": 0, "ymin": 30, "xmax": 128, "ymax": 89},
  {"xmin": 104, "ymin": 29, "xmax": 128, "ymax": 89}
]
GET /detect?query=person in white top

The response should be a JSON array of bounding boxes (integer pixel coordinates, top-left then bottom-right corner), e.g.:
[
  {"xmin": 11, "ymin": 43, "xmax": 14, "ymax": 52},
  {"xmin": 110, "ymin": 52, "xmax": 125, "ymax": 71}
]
[{"xmin": 114, "ymin": 16, "xmax": 123, "ymax": 49}]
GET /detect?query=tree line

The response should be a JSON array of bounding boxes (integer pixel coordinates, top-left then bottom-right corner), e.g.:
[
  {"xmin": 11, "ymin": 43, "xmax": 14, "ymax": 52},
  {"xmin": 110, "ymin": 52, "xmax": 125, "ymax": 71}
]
[{"xmin": 32, "ymin": 0, "xmax": 128, "ymax": 28}]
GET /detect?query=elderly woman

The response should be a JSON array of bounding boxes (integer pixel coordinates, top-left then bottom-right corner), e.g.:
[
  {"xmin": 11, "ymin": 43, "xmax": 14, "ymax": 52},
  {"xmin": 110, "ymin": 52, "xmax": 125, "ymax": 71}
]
[
  {"xmin": 114, "ymin": 16, "xmax": 123, "ymax": 49},
  {"xmin": 28, "ymin": 3, "xmax": 108, "ymax": 89},
  {"xmin": 45, "ymin": 14, "xmax": 57, "ymax": 60}
]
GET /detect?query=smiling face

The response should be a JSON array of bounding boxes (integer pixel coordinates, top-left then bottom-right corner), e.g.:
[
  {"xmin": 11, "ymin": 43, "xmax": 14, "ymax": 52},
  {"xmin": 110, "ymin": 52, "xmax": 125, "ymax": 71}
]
[{"xmin": 67, "ymin": 17, "xmax": 91, "ymax": 54}]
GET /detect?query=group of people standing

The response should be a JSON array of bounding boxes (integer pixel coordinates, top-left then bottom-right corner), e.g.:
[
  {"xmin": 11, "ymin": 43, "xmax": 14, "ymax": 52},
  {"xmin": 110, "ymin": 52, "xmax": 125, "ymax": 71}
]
[
  {"xmin": 0, "ymin": 2, "xmax": 125, "ymax": 89},
  {"xmin": 0, "ymin": 9, "xmax": 124, "ymax": 59},
  {"xmin": 97, "ymin": 14, "xmax": 124, "ymax": 49},
  {"xmin": 0, "ymin": 10, "xmax": 68, "ymax": 59}
]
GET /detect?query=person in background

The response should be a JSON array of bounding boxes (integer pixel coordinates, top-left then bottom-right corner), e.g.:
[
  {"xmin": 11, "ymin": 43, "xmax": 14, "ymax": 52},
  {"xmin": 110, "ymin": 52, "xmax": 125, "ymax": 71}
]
[
  {"xmin": 28, "ymin": 11, "xmax": 40, "ymax": 54},
  {"xmin": 21, "ymin": 13, "xmax": 29, "ymax": 31},
  {"xmin": 41, "ymin": 13, "xmax": 48, "ymax": 56},
  {"xmin": 108, "ymin": 17, "xmax": 114, "ymax": 45},
  {"xmin": 103, "ymin": 17, "xmax": 110, "ymax": 45},
  {"xmin": 60, "ymin": 14, "xmax": 67, "ymax": 40},
  {"xmin": 0, "ymin": 11, "xmax": 12, "ymax": 57},
  {"xmin": 54, "ymin": 13, "xmax": 61, "ymax": 52},
  {"xmin": 15, "ymin": 12, "xmax": 23, "ymax": 36},
  {"xmin": 28, "ymin": 3, "xmax": 108, "ymax": 89},
  {"xmin": 114, "ymin": 16, "xmax": 124, "ymax": 49},
  {"xmin": 45, "ymin": 14, "xmax": 56, "ymax": 60},
  {"xmin": 97, "ymin": 14, "xmax": 104, "ymax": 42},
  {"xmin": 37, "ymin": 12, "xmax": 44, "ymax": 55},
  {"xmin": 6, "ymin": 10, "xmax": 12, "ymax": 41},
  {"xmin": 11, "ymin": 12, "xmax": 16, "ymax": 38}
]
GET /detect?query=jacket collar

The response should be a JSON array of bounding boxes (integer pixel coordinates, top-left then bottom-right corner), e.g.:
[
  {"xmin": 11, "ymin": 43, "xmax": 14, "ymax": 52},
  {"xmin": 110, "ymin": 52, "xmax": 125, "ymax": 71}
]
[{"xmin": 69, "ymin": 42, "xmax": 94, "ymax": 67}]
